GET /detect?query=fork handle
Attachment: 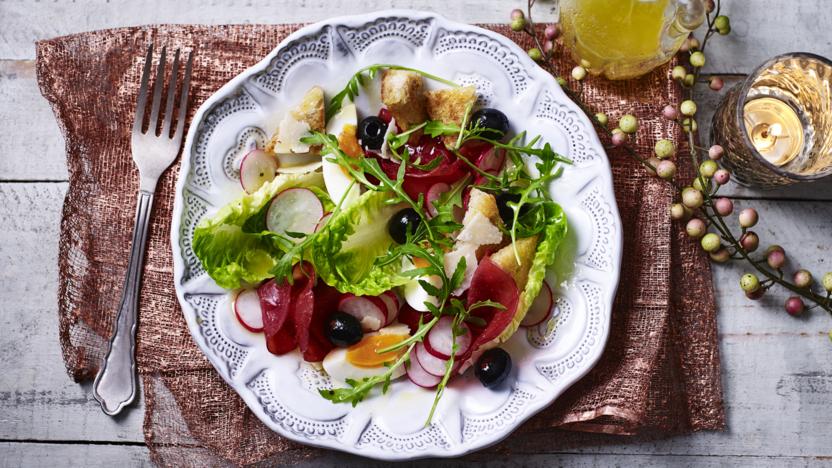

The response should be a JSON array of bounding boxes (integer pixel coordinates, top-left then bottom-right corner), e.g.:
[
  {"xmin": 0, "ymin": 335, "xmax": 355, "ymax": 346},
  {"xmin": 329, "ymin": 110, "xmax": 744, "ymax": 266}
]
[{"xmin": 93, "ymin": 190, "xmax": 154, "ymax": 415}]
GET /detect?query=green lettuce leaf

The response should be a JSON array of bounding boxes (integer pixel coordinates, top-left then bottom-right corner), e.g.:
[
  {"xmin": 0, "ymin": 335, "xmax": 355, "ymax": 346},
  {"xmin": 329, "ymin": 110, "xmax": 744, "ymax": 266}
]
[
  {"xmin": 193, "ymin": 172, "xmax": 324, "ymax": 289},
  {"xmin": 498, "ymin": 203, "xmax": 568, "ymax": 342},
  {"xmin": 311, "ymin": 190, "xmax": 410, "ymax": 295}
]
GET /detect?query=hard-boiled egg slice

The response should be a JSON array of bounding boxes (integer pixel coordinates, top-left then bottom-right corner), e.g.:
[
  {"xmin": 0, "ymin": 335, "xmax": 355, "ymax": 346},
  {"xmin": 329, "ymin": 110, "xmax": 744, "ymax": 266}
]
[
  {"xmin": 322, "ymin": 324, "xmax": 409, "ymax": 384},
  {"xmin": 402, "ymin": 257, "xmax": 442, "ymax": 312},
  {"xmin": 323, "ymin": 102, "xmax": 361, "ymax": 207}
]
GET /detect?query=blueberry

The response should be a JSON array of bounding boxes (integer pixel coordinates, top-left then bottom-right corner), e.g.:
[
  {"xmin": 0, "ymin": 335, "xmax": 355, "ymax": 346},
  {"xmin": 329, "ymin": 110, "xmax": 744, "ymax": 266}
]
[
  {"xmin": 388, "ymin": 208, "xmax": 421, "ymax": 244},
  {"xmin": 326, "ymin": 312, "xmax": 363, "ymax": 347},
  {"xmin": 475, "ymin": 348, "xmax": 512, "ymax": 388},
  {"xmin": 358, "ymin": 116, "xmax": 388, "ymax": 150},
  {"xmin": 470, "ymin": 108, "xmax": 510, "ymax": 140}
]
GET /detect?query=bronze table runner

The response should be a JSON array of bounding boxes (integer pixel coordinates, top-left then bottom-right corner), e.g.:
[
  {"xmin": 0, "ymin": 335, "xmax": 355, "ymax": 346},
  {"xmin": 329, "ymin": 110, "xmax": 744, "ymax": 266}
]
[{"xmin": 37, "ymin": 23, "xmax": 724, "ymax": 466}]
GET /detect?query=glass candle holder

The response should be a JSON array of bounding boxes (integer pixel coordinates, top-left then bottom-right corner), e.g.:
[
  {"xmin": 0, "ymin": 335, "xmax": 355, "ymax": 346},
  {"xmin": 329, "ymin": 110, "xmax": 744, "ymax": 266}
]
[{"xmin": 710, "ymin": 52, "xmax": 832, "ymax": 188}]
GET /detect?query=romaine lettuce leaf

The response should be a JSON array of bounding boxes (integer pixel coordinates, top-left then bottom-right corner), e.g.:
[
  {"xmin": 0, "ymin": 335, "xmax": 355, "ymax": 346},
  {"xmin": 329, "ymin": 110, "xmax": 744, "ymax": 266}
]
[
  {"xmin": 193, "ymin": 172, "xmax": 324, "ymax": 289},
  {"xmin": 311, "ymin": 190, "xmax": 410, "ymax": 296},
  {"xmin": 497, "ymin": 203, "xmax": 568, "ymax": 342}
]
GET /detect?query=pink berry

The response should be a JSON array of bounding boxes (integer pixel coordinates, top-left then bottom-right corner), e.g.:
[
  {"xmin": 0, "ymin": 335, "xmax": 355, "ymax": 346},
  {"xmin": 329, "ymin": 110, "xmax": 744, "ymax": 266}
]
[
  {"xmin": 656, "ymin": 160, "xmax": 677, "ymax": 179},
  {"xmin": 543, "ymin": 40, "xmax": 555, "ymax": 53},
  {"xmin": 739, "ymin": 208, "xmax": 758, "ymax": 228},
  {"xmin": 662, "ymin": 105, "xmax": 678, "ymax": 120},
  {"xmin": 740, "ymin": 231, "xmax": 759, "ymax": 252},
  {"xmin": 709, "ymin": 76, "xmax": 724, "ymax": 91},
  {"xmin": 785, "ymin": 296, "xmax": 805, "ymax": 316},
  {"xmin": 686, "ymin": 218, "xmax": 707, "ymax": 238},
  {"xmin": 767, "ymin": 248, "xmax": 786, "ymax": 269},
  {"xmin": 544, "ymin": 24, "xmax": 561, "ymax": 40},
  {"xmin": 714, "ymin": 197, "xmax": 734, "ymax": 216},
  {"xmin": 793, "ymin": 269, "xmax": 813, "ymax": 288},
  {"xmin": 612, "ymin": 132, "xmax": 628, "ymax": 147},
  {"xmin": 511, "ymin": 8, "xmax": 525, "ymax": 20},
  {"xmin": 713, "ymin": 169, "xmax": 730, "ymax": 185},
  {"xmin": 708, "ymin": 145, "xmax": 724, "ymax": 160}
]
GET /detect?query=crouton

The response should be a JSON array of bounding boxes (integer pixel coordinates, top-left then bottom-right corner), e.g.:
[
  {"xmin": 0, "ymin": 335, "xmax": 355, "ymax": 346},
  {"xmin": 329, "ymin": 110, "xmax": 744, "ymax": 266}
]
[
  {"xmin": 266, "ymin": 86, "xmax": 325, "ymax": 154},
  {"xmin": 463, "ymin": 188, "xmax": 500, "ymax": 227},
  {"xmin": 381, "ymin": 70, "xmax": 427, "ymax": 130},
  {"xmin": 490, "ymin": 236, "xmax": 539, "ymax": 288},
  {"xmin": 426, "ymin": 85, "xmax": 477, "ymax": 146}
]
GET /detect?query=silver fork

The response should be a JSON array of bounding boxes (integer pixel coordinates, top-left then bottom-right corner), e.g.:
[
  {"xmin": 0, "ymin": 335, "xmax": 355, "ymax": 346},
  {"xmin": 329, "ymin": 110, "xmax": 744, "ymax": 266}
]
[{"xmin": 92, "ymin": 45, "xmax": 193, "ymax": 416}]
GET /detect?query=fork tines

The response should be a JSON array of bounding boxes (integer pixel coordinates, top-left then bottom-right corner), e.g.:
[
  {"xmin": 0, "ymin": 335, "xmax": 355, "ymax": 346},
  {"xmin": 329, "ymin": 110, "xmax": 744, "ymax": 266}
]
[{"xmin": 133, "ymin": 44, "xmax": 193, "ymax": 145}]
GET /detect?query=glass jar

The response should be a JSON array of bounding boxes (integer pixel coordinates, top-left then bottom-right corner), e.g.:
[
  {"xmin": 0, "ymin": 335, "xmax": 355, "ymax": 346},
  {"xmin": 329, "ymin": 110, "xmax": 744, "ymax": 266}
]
[{"xmin": 559, "ymin": 0, "xmax": 705, "ymax": 80}]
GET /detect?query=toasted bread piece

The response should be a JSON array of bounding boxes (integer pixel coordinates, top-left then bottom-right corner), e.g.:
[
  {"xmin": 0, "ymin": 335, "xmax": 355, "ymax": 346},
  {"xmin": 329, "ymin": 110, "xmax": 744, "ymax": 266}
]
[
  {"xmin": 381, "ymin": 70, "xmax": 427, "ymax": 130},
  {"xmin": 463, "ymin": 188, "xmax": 501, "ymax": 227},
  {"xmin": 490, "ymin": 236, "xmax": 539, "ymax": 288},
  {"xmin": 426, "ymin": 85, "xmax": 477, "ymax": 146},
  {"xmin": 266, "ymin": 86, "xmax": 325, "ymax": 154}
]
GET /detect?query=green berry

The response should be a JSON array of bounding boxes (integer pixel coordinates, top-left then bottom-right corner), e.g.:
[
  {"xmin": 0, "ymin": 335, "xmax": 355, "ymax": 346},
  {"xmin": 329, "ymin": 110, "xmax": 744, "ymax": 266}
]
[
  {"xmin": 656, "ymin": 160, "xmax": 677, "ymax": 180},
  {"xmin": 595, "ymin": 112, "xmax": 609, "ymax": 126},
  {"xmin": 682, "ymin": 118, "xmax": 698, "ymax": 132},
  {"xmin": 692, "ymin": 176, "xmax": 711, "ymax": 193},
  {"xmin": 740, "ymin": 273, "xmax": 760, "ymax": 292},
  {"xmin": 689, "ymin": 51, "xmax": 706, "ymax": 68},
  {"xmin": 571, "ymin": 65, "xmax": 587, "ymax": 80},
  {"xmin": 699, "ymin": 160, "xmax": 718, "ymax": 178},
  {"xmin": 710, "ymin": 248, "xmax": 731, "ymax": 263},
  {"xmin": 680, "ymin": 100, "xmax": 697, "ymax": 116},
  {"xmin": 701, "ymin": 233, "xmax": 721, "ymax": 252},
  {"xmin": 672, "ymin": 65, "xmax": 687, "ymax": 81},
  {"xmin": 654, "ymin": 139, "xmax": 675, "ymax": 159},
  {"xmin": 683, "ymin": 74, "xmax": 696, "ymax": 87},
  {"xmin": 670, "ymin": 203, "xmax": 688, "ymax": 221},
  {"xmin": 556, "ymin": 76, "xmax": 568, "ymax": 87},
  {"xmin": 511, "ymin": 17, "xmax": 527, "ymax": 32},
  {"xmin": 528, "ymin": 47, "xmax": 543, "ymax": 61},
  {"xmin": 686, "ymin": 218, "xmax": 706, "ymax": 238},
  {"xmin": 682, "ymin": 187, "xmax": 703, "ymax": 209},
  {"xmin": 822, "ymin": 272, "xmax": 832, "ymax": 292},
  {"xmin": 619, "ymin": 114, "xmax": 638, "ymax": 134},
  {"xmin": 714, "ymin": 16, "xmax": 731, "ymax": 35}
]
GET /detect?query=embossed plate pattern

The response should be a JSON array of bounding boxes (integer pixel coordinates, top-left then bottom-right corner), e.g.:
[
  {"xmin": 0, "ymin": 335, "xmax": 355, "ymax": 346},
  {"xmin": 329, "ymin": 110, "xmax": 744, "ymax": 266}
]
[{"xmin": 170, "ymin": 10, "xmax": 622, "ymax": 460}]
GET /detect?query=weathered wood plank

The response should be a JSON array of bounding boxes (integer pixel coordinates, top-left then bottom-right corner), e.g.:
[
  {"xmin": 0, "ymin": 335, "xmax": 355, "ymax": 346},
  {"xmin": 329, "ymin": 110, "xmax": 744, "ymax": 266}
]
[
  {"xmin": 0, "ymin": 442, "xmax": 829, "ymax": 467},
  {"xmin": 0, "ymin": 183, "xmax": 144, "ymax": 442},
  {"xmin": 0, "ymin": 60, "xmax": 67, "ymax": 181},
  {"xmin": 1, "ymin": 183, "xmax": 830, "ymax": 458}
]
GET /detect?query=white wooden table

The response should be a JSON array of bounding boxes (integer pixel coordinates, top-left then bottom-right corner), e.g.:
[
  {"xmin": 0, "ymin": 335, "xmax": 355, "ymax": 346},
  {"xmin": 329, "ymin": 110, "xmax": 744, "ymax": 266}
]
[{"xmin": 1, "ymin": 1, "xmax": 831, "ymax": 466}]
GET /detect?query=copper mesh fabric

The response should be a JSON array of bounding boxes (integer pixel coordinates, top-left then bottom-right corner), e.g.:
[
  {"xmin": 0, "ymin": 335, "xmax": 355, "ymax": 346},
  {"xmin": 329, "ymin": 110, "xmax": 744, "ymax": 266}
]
[{"xmin": 37, "ymin": 24, "xmax": 724, "ymax": 466}]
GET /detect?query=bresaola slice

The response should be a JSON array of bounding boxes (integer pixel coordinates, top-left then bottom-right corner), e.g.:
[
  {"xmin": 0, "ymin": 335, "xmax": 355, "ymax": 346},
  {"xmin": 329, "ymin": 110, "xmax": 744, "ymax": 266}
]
[
  {"xmin": 461, "ymin": 256, "xmax": 520, "ymax": 360},
  {"xmin": 257, "ymin": 279, "xmax": 297, "ymax": 355}
]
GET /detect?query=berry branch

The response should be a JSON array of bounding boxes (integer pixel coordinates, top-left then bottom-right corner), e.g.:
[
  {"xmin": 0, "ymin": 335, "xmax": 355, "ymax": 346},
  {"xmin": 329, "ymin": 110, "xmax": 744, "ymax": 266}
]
[{"xmin": 512, "ymin": 0, "xmax": 832, "ymax": 329}]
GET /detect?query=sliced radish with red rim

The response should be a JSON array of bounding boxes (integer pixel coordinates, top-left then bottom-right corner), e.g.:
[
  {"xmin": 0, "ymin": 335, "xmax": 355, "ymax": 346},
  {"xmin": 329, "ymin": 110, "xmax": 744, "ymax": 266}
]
[
  {"xmin": 407, "ymin": 352, "xmax": 442, "ymax": 389},
  {"xmin": 266, "ymin": 187, "xmax": 324, "ymax": 240},
  {"xmin": 426, "ymin": 183, "xmax": 450, "ymax": 217},
  {"xmin": 426, "ymin": 316, "xmax": 471, "ymax": 359},
  {"xmin": 476, "ymin": 147, "xmax": 505, "ymax": 173},
  {"xmin": 314, "ymin": 212, "xmax": 333, "ymax": 232},
  {"xmin": 338, "ymin": 294, "xmax": 387, "ymax": 332},
  {"xmin": 240, "ymin": 149, "xmax": 279, "ymax": 194},
  {"xmin": 233, "ymin": 289, "xmax": 264, "ymax": 332},
  {"xmin": 415, "ymin": 342, "xmax": 450, "ymax": 377},
  {"xmin": 379, "ymin": 291, "xmax": 400, "ymax": 325},
  {"xmin": 521, "ymin": 280, "xmax": 554, "ymax": 327}
]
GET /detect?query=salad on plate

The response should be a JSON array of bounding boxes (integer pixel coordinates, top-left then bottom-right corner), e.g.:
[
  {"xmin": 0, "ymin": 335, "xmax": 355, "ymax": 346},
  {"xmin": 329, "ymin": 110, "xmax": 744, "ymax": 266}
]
[{"xmin": 193, "ymin": 64, "xmax": 570, "ymax": 424}]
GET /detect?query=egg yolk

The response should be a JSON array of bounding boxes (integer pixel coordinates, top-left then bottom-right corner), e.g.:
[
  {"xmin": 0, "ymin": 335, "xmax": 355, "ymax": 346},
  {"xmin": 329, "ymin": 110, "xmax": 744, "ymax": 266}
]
[
  {"xmin": 346, "ymin": 334, "xmax": 408, "ymax": 368},
  {"xmin": 338, "ymin": 124, "xmax": 364, "ymax": 159}
]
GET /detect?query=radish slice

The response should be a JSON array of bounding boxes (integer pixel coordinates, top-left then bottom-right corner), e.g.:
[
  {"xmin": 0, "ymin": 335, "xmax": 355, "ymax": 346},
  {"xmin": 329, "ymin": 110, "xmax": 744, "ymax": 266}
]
[
  {"xmin": 416, "ymin": 342, "xmax": 449, "ymax": 377},
  {"xmin": 338, "ymin": 295, "xmax": 387, "ymax": 332},
  {"xmin": 314, "ymin": 212, "xmax": 333, "ymax": 232},
  {"xmin": 426, "ymin": 183, "xmax": 450, "ymax": 217},
  {"xmin": 477, "ymin": 147, "xmax": 505, "ymax": 173},
  {"xmin": 407, "ymin": 352, "xmax": 442, "ymax": 389},
  {"xmin": 266, "ymin": 188, "xmax": 324, "ymax": 240},
  {"xmin": 426, "ymin": 316, "xmax": 471, "ymax": 359},
  {"xmin": 379, "ymin": 291, "xmax": 400, "ymax": 325},
  {"xmin": 233, "ymin": 289, "xmax": 264, "ymax": 332},
  {"xmin": 521, "ymin": 281, "xmax": 554, "ymax": 327},
  {"xmin": 240, "ymin": 149, "xmax": 279, "ymax": 194}
]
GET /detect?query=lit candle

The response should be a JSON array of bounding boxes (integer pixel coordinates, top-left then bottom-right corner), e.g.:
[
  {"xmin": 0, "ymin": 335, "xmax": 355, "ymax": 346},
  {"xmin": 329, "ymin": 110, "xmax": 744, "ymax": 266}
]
[{"xmin": 743, "ymin": 97, "xmax": 804, "ymax": 166}]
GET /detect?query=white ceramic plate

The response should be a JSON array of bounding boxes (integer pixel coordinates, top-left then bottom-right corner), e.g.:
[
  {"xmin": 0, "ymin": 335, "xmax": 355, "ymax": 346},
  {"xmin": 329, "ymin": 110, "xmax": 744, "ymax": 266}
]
[{"xmin": 171, "ymin": 10, "xmax": 622, "ymax": 460}]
